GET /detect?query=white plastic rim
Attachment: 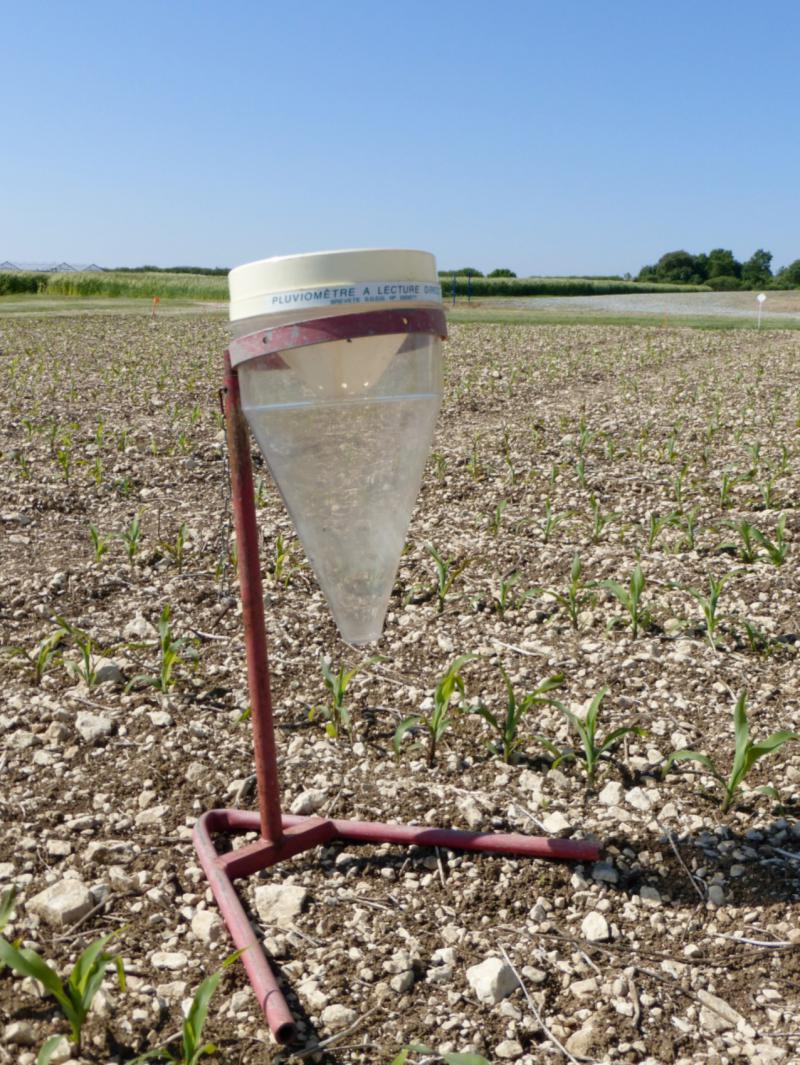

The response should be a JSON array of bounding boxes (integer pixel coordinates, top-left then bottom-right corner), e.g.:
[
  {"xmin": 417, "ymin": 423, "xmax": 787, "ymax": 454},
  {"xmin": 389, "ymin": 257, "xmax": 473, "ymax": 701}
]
[{"xmin": 228, "ymin": 248, "xmax": 442, "ymax": 324}]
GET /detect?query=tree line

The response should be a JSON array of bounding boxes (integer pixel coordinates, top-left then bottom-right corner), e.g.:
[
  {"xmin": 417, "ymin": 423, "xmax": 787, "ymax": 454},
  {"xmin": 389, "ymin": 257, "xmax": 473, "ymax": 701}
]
[{"xmin": 638, "ymin": 248, "xmax": 800, "ymax": 289}]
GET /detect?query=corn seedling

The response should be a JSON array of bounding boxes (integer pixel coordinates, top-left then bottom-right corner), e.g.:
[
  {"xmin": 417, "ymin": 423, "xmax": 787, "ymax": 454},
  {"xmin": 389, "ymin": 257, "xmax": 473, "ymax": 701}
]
[
  {"xmin": 118, "ymin": 511, "xmax": 143, "ymax": 563},
  {"xmin": 678, "ymin": 507, "xmax": 700, "ymax": 551},
  {"xmin": 270, "ymin": 531, "xmax": 296, "ymax": 586},
  {"xmin": 664, "ymin": 690, "xmax": 799, "ymax": 812},
  {"xmin": 594, "ymin": 563, "xmax": 649, "ymax": 638},
  {"xmin": 391, "ymin": 1046, "xmax": 490, "ymax": 1065},
  {"xmin": 160, "ymin": 523, "xmax": 187, "ymax": 571},
  {"xmin": 474, "ymin": 668, "xmax": 564, "ymax": 763},
  {"xmin": 5, "ymin": 627, "xmax": 65, "ymax": 686},
  {"xmin": 90, "ymin": 455, "xmax": 104, "ymax": 486},
  {"xmin": 428, "ymin": 543, "xmax": 470, "ymax": 613},
  {"xmin": 719, "ymin": 471, "xmax": 741, "ymax": 509},
  {"xmin": 719, "ymin": 518, "xmax": 759, "ymax": 563},
  {"xmin": 752, "ymin": 515, "xmax": 788, "ymax": 566},
  {"xmin": 430, "ymin": 450, "xmax": 447, "ymax": 481},
  {"xmin": 394, "ymin": 655, "xmax": 476, "ymax": 767},
  {"xmin": 89, "ymin": 524, "xmax": 112, "ymax": 562},
  {"xmin": 534, "ymin": 554, "xmax": 590, "ymax": 629},
  {"xmin": 466, "ymin": 434, "xmax": 483, "ymax": 480},
  {"xmin": 0, "ymin": 930, "xmax": 125, "ymax": 1059},
  {"xmin": 759, "ymin": 474, "xmax": 780, "ymax": 509},
  {"xmin": 674, "ymin": 572, "xmax": 738, "ymax": 650},
  {"xmin": 254, "ymin": 477, "xmax": 268, "ymax": 509},
  {"xmin": 644, "ymin": 511, "xmax": 678, "ymax": 551},
  {"xmin": 539, "ymin": 498, "xmax": 569, "ymax": 544},
  {"xmin": 587, "ymin": 494, "xmax": 617, "ymax": 544},
  {"xmin": 54, "ymin": 617, "xmax": 99, "ymax": 688},
  {"xmin": 311, "ymin": 655, "xmax": 382, "ymax": 739},
  {"xmin": 672, "ymin": 462, "xmax": 689, "ymax": 506},
  {"xmin": 126, "ymin": 606, "xmax": 192, "ymax": 693},
  {"xmin": 490, "ymin": 572, "xmax": 533, "ymax": 617},
  {"xmin": 541, "ymin": 688, "xmax": 645, "ymax": 787},
  {"xmin": 55, "ymin": 444, "xmax": 72, "ymax": 483},
  {"xmin": 486, "ymin": 499, "xmax": 507, "ymax": 536},
  {"xmin": 130, "ymin": 951, "xmax": 242, "ymax": 1065}
]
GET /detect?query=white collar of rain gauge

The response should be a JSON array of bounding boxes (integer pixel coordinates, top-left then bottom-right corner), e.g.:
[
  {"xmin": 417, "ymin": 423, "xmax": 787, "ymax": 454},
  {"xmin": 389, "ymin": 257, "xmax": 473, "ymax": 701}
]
[{"xmin": 228, "ymin": 249, "xmax": 445, "ymax": 645}]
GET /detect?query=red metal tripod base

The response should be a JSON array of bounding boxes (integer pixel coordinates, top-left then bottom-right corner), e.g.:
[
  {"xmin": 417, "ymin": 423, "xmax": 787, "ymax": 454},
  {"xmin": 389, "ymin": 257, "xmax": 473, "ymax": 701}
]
[{"xmin": 193, "ymin": 809, "xmax": 601, "ymax": 1044}]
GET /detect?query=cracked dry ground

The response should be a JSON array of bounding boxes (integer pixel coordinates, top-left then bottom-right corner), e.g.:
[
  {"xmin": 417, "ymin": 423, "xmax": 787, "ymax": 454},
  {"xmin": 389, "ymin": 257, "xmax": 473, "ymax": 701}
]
[{"xmin": 1, "ymin": 315, "xmax": 799, "ymax": 1065}]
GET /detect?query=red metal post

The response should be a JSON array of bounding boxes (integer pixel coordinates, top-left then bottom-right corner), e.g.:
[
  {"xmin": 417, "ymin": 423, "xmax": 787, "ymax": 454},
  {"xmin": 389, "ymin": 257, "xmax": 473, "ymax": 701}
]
[{"xmin": 223, "ymin": 353, "xmax": 284, "ymax": 845}]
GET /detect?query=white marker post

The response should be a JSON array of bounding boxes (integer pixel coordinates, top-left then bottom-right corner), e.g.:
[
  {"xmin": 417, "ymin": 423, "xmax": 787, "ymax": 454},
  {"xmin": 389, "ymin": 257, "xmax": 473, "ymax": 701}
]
[{"xmin": 757, "ymin": 292, "xmax": 766, "ymax": 329}]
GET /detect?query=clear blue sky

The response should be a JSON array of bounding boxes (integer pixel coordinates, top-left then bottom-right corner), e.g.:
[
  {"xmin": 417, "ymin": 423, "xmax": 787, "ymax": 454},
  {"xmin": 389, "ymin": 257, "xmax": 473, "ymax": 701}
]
[{"xmin": 3, "ymin": 1, "xmax": 799, "ymax": 276}]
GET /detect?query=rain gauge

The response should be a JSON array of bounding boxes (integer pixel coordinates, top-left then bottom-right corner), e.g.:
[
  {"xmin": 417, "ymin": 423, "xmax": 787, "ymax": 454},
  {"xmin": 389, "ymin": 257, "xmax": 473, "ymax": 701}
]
[{"xmin": 192, "ymin": 249, "xmax": 600, "ymax": 1043}]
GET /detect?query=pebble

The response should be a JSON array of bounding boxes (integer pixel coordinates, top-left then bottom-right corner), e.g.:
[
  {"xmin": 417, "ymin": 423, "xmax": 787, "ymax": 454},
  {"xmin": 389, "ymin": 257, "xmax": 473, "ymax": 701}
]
[
  {"xmin": 570, "ymin": 976, "xmax": 599, "ymax": 998},
  {"xmin": 495, "ymin": 1039, "xmax": 524, "ymax": 1059},
  {"xmin": 191, "ymin": 909, "xmax": 222, "ymax": 943},
  {"xmin": 640, "ymin": 885, "xmax": 661, "ymax": 906},
  {"xmin": 708, "ymin": 884, "xmax": 725, "ymax": 906},
  {"xmin": 598, "ymin": 781, "xmax": 624, "ymax": 805},
  {"xmin": 152, "ymin": 951, "xmax": 189, "ymax": 970},
  {"xmin": 135, "ymin": 805, "xmax": 168, "ymax": 827},
  {"xmin": 320, "ymin": 1003, "xmax": 357, "ymax": 1030},
  {"xmin": 565, "ymin": 1023, "xmax": 599, "ymax": 1055},
  {"xmin": 254, "ymin": 883, "xmax": 308, "ymax": 927},
  {"xmin": 27, "ymin": 878, "xmax": 94, "ymax": 927},
  {"xmin": 3, "ymin": 1021, "xmax": 37, "ymax": 1046},
  {"xmin": 75, "ymin": 711, "xmax": 114, "ymax": 744},
  {"xmin": 625, "ymin": 786, "xmax": 652, "ymax": 811},
  {"xmin": 148, "ymin": 710, "xmax": 173, "ymax": 727},
  {"xmin": 581, "ymin": 912, "xmax": 610, "ymax": 943},
  {"xmin": 466, "ymin": 956, "xmax": 519, "ymax": 1004},
  {"xmin": 289, "ymin": 788, "xmax": 328, "ymax": 815},
  {"xmin": 123, "ymin": 615, "xmax": 157, "ymax": 640},
  {"xmin": 542, "ymin": 811, "xmax": 571, "ymax": 834}
]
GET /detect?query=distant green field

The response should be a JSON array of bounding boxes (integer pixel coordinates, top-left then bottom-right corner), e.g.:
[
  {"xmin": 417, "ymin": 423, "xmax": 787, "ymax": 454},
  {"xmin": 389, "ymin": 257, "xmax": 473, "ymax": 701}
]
[{"xmin": 0, "ymin": 269, "xmax": 710, "ymax": 303}]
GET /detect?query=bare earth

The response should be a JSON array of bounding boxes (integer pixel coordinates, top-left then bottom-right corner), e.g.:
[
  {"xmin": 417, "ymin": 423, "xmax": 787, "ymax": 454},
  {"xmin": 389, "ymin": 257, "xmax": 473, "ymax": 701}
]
[{"xmin": 1, "ymin": 317, "xmax": 799, "ymax": 1065}]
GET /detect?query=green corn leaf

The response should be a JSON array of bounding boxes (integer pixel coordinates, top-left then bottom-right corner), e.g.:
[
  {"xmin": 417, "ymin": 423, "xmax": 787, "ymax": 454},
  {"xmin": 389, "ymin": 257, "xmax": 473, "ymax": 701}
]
[
  {"xmin": 664, "ymin": 749, "xmax": 720, "ymax": 779},
  {"xmin": 36, "ymin": 1036, "xmax": 69, "ymax": 1065},
  {"xmin": 393, "ymin": 715, "xmax": 421, "ymax": 754},
  {"xmin": 0, "ymin": 886, "xmax": 16, "ymax": 932},
  {"xmin": 598, "ymin": 725, "xmax": 646, "ymax": 757}
]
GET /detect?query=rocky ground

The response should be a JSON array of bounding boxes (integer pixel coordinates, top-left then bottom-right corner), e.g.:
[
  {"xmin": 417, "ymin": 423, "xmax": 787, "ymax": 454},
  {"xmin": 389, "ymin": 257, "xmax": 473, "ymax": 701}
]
[{"xmin": 1, "ymin": 315, "xmax": 799, "ymax": 1065}]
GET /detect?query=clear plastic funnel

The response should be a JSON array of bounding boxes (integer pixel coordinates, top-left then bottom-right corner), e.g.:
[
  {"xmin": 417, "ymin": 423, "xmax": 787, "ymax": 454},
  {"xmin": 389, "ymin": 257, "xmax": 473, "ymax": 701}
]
[{"xmin": 238, "ymin": 332, "xmax": 441, "ymax": 644}]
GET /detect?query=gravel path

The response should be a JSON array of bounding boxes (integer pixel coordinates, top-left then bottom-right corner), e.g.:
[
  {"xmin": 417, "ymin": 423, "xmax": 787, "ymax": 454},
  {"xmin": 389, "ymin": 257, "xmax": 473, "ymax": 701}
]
[{"xmin": 490, "ymin": 291, "xmax": 800, "ymax": 319}]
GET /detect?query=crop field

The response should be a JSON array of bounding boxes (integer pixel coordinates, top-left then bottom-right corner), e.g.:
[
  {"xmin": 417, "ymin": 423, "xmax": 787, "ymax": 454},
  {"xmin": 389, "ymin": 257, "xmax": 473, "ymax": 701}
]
[{"xmin": 1, "ymin": 315, "xmax": 800, "ymax": 1064}]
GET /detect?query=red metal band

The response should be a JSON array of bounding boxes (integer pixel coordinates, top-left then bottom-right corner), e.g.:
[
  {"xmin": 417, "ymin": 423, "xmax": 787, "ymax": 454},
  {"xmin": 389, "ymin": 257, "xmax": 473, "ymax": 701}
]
[{"xmin": 229, "ymin": 307, "xmax": 447, "ymax": 367}]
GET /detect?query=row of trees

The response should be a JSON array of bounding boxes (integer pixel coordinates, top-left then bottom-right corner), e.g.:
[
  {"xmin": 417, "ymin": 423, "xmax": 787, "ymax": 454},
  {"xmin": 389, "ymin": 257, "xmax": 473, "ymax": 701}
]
[
  {"xmin": 438, "ymin": 267, "xmax": 518, "ymax": 278},
  {"xmin": 638, "ymin": 249, "xmax": 800, "ymax": 289}
]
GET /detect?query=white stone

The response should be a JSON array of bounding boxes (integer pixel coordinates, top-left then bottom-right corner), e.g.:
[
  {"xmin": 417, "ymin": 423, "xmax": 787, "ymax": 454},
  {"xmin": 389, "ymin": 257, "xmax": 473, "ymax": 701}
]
[
  {"xmin": 598, "ymin": 781, "xmax": 624, "ymax": 806},
  {"xmin": 3, "ymin": 1021, "xmax": 37, "ymax": 1046},
  {"xmin": 592, "ymin": 861, "xmax": 618, "ymax": 884},
  {"xmin": 697, "ymin": 990, "xmax": 753, "ymax": 1036},
  {"xmin": 289, "ymin": 789, "xmax": 328, "ymax": 815},
  {"xmin": 565, "ymin": 1023, "xmax": 598, "ymax": 1056},
  {"xmin": 0, "ymin": 862, "xmax": 16, "ymax": 880},
  {"xmin": 152, "ymin": 951, "xmax": 188, "ymax": 971},
  {"xmin": 254, "ymin": 883, "xmax": 308, "ymax": 928},
  {"xmin": 148, "ymin": 711, "xmax": 173, "ymax": 727},
  {"xmin": 75, "ymin": 711, "xmax": 114, "ymax": 744},
  {"xmin": 466, "ymin": 956, "xmax": 518, "ymax": 1004},
  {"xmin": 27, "ymin": 879, "xmax": 94, "ymax": 928},
  {"xmin": 708, "ymin": 884, "xmax": 725, "ymax": 906},
  {"xmin": 625, "ymin": 786, "xmax": 652, "ymax": 811},
  {"xmin": 581, "ymin": 912, "xmax": 610, "ymax": 943},
  {"xmin": 495, "ymin": 1039, "xmax": 524, "ymax": 1060},
  {"xmin": 320, "ymin": 1003, "xmax": 357, "ymax": 1030},
  {"xmin": 123, "ymin": 615, "xmax": 157, "ymax": 640},
  {"xmin": 93, "ymin": 657, "xmax": 125, "ymax": 686},
  {"xmin": 301, "ymin": 980, "xmax": 329, "ymax": 1011},
  {"xmin": 640, "ymin": 885, "xmax": 661, "ymax": 906},
  {"xmin": 542, "ymin": 811, "xmax": 571, "ymax": 834},
  {"xmin": 135, "ymin": 805, "xmax": 168, "ymax": 827},
  {"xmin": 457, "ymin": 796, "xmax": 484, "ymax": 830},
  {"xmin": 570, "ymin": 976, "xmax": 599, "ymax": 998},
  {"xmin": 390, "ymin": 970, "xmax": 414, "ymax": 994},
  {"xmin": 191, "ymin": 910, "xmax": 222, "ymax": 944}
]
